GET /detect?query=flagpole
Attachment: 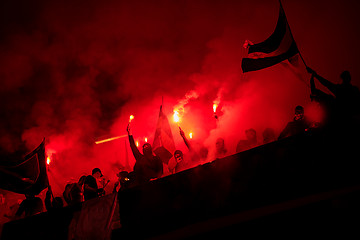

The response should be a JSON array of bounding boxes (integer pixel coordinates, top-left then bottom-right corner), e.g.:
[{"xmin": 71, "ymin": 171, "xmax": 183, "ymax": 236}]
[{"xmin": 278, "ymin": 0, "xmax": 308, "ymax": 68}]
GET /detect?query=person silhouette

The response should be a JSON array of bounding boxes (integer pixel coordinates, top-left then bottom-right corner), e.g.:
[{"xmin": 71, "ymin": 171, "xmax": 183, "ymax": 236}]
[
  {"xmin": 126, "ymin": 124, "xmax": 163, "ymax": 184},
  {"xmin": 215, "ymin": 137, "xmax": 227, "ymax": 158},
  {"xmin": 278, "ymin": 105, "xmax": 311, "ymax": 140},
  {"xmin": 236, "ymin": 128, "xmax": 259, "ymax": 152},
  {"xmin": 307, "ymin": 67, "xmax": 360, "ymax": 118}
]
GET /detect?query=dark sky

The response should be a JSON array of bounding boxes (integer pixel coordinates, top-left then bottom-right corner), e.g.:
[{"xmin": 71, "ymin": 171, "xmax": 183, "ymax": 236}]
[{"xmin": 1, "ymin": 0, "xmax": 360, "ymax": 195}]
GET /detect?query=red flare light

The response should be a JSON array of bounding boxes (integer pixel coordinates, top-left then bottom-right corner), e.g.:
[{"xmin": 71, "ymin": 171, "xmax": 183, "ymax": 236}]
[
  {"xmin": 129, "ymin": 115, "xmax": 134, "ymax": 122},
  {"xmin": 46, "ymin": 157, "xmax": 51, "ymax": 165},
  {"xmin": 173, "ymin": 111, "xmax": 180, "ymax": 123},
  {"xmin": 213, "ymin": 104, "xmax": 217, "ymax": 113},
  {"xmin": 136, "ymin": 141, "xmax": 139, "ymax": 147},
  {"xmin": 189, "ymin": 132, "xmax": 193, "ymax": 139},
  {"xmin": 144, "ymin": 137, "xmax": 148, "ymax": 142}
]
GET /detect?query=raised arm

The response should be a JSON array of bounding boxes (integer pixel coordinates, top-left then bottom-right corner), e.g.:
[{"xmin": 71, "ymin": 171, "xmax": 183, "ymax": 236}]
[
  {"xmin": 179, "ymin": 128, "xmax": 192, "ymax": 151},
  {"xmin": 307, "ymin": 67, "xmax": 337, "ymax": 94},
  {"xmin": 127, "ymin": 124, "xmax": 142, "ymax": 161}
]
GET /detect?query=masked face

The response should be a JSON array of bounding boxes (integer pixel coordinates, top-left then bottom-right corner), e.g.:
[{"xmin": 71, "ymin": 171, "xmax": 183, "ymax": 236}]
[
  {"xmin": 174, "ymin": 153, "xmax": 183, "ymax": 163},
  {"xmin": 294, "ymin": 111, "xmax": 304, "ymax": 121},
  {"xmin": 143, "ymin": 143, "xmax": 152, "ymax": 156}
]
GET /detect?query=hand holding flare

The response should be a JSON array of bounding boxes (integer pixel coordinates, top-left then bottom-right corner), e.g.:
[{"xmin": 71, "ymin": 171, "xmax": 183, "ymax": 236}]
[
  {"xmin": 127, "ymin": 115, "xmax": 134, "ymax": 135},
  {"xmin": 213, "ymin": 104, "xmax": 218, "ymax": 120}
]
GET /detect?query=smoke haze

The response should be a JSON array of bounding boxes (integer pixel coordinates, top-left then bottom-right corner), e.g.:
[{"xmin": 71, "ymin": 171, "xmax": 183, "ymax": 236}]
[{"xmin": 1, "ymin": 0, "xmax": 359, "ymax": 198}]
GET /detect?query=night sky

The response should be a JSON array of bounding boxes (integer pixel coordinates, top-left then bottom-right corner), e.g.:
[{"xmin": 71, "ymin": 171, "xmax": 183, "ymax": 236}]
[{"xmin": 1, "ymin": 0, "xmax": 360, "ymax": 197}]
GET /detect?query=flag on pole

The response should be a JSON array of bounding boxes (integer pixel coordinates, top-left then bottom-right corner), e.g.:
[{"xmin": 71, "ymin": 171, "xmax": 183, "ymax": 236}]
[
  {"xmin": 0, "ymin": 139, "xmax": 49, "ymax": 195},
  {"xmin": 68, "ymin": 193, "xmax": 118, "ymax": 240},
  {"xmin": 152, "ymin": 105, "xmax": 176, "ymax": 165},
  {"xmin": 241, "ymin": 3, "xmax": 299, "ymax": 73}
]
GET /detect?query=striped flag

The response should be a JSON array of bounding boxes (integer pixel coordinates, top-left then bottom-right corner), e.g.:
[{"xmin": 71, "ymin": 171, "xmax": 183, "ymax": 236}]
[
  {"xmin": 152, "ymin": 105, "xmax": 176, "ymax": 165},
  {"xmin": 241, "ymin": 3, "xmax": 299, "ymax": 72}
]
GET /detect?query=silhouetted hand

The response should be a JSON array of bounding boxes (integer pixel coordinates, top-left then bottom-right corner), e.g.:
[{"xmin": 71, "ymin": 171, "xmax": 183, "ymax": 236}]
[{"xmin": 126, "ymin": 124, "xmax": 131, "ymax": 135}]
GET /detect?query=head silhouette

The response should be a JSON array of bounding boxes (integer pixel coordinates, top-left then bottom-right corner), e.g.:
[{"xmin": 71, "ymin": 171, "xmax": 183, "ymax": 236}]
[
  {"xmin": 174, "ymin": 150, "xmax": 183, "ymax": 163},
  {"xmin": 294, "ymin": 105, "xmax": 304, "ymax": 121},
  {"xmin": 216, "ymin": 138, "xmax": 225, "ymax": 152},
  {"xmin": 245, "ymin": 128, "xmax": 257, "ymax": 142},
  {"xmin": 92, "ymin": 168, "xmax": 103, "ymax": 178},
  {"xmin": 142, "ymin": 143, "xmax": 152, "ymax": 156},
  {"xmin": 340, "ymin": 71, "xmax": 351, "ymax": 84}
]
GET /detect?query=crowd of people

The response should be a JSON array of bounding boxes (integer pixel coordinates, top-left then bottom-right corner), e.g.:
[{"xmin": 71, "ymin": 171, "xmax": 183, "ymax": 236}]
[
  {"xmin": 121, "ymin": 68, "xmax": 360, "ymax": 187},
  {"xmin": 5, "ymin": 68, "xmax": 360, "ymax": 221}
]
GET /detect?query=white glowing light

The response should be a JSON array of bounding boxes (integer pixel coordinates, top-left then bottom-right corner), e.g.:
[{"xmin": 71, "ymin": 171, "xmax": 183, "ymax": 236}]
[
  {"xmin": 129, "ymin": 115, "xmax": 134, "ymax": 122},
  {"xmin": 213, "ymin": 104, "xmax": 217, "ymax": 113},
  {"xmin": 173, "ymin": 111, "xmax": 180, "ymax": 123}
]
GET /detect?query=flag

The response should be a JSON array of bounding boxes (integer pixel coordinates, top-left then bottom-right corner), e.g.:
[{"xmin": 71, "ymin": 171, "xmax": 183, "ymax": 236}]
[
  {"xmin": 241, "ymin": 3, "xmax": 299, "ymax": 72},
  {"xmin": 0, "ymin": 139, "xmax": 49, "ymax": 195},
  {"xmin": 152, "ymin": 105, "xmax": 176, "ymax": 165},
  {"xmin": 68, "ymin": 193, "xmax": 118, "ymax": 240}
]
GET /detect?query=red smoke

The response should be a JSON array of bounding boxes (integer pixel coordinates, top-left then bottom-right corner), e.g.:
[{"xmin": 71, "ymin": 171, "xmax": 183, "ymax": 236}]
[{"xmin": 1, "ymin": 0, "xmax": 359, "ymax": 200}]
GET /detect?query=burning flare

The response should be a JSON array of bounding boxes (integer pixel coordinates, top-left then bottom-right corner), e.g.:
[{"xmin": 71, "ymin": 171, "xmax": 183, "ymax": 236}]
[
  {"xmin": 129, "ymin": 115, "xmax": 134, "ymax": 122},
  {"xmin": 189, "ymin": 132, "xmax": 193, "ymax": 139},
  {"xmin": 46, "ymin": 156, "xmax": 51, "ymax": 165},
  {"xmin": 173, "ymin": 111, "xmax": 180, "ymax": 123},
  {"xmin": 145, "ymin": 137, "xmax": 148, "ymax": 143},
  {"xmin": 213, "ymin": 104, "xmax": 217, "ymax": 113}
]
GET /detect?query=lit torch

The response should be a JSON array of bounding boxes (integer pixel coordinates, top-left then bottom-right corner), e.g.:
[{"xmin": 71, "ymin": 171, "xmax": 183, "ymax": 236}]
[
  {"xmin": 129, "ymin": 115, "xmax": 134, "ymax": 123},
  {"xmin": 136, "ymin": 141, "xmax": 139, "ymax": 147},
  {"xmin": 213, "ymin": 103, "xmax": 218, "ymax": 120},
  {"xmin": 46, "ymin": 156, "xmax": 51, "ymax": 165},
  {"xmin": 173, "ymin": 110, "xmax": 180, "ymax": 127},
  {"xmin": 144, "ymin": 137, "xmax": 148, "ymax": 143},
  {"xmin": 189, "ymin": 132, "xmax": 193, "ymax": 139}
]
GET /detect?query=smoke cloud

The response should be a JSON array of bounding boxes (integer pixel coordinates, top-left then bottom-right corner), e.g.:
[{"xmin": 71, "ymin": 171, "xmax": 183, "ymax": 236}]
[{"xmin": 1, "ymin": 0, "xmax": 359, "ymax": 199}]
